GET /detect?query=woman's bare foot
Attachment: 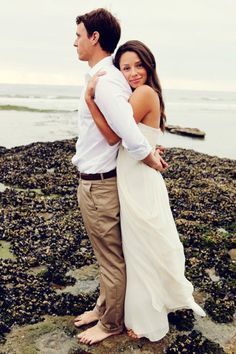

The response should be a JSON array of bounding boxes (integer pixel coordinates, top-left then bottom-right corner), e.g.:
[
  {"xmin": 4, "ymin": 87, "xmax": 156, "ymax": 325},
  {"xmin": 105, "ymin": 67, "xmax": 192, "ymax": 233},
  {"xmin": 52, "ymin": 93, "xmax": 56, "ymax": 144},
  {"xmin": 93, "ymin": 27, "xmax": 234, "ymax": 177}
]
[
  {"xmin": 78, "ymin": 323, "xmax": 121, "ymax": 345},
  {"xmin": 127, "ymin": 328, "xmax": 139, "ymax": 339},
  {"xmin": 74, "ymin": 310, "xmax": 99, "ymax": 328}
]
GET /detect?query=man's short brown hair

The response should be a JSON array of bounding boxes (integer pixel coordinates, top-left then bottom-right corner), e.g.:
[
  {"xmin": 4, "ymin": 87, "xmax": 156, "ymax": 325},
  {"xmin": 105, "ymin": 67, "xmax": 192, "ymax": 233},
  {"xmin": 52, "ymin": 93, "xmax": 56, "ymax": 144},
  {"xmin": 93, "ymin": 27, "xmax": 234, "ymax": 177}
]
[{"xmin": 76, "ymin": 8, "xmax": 121, "ymax": 54}]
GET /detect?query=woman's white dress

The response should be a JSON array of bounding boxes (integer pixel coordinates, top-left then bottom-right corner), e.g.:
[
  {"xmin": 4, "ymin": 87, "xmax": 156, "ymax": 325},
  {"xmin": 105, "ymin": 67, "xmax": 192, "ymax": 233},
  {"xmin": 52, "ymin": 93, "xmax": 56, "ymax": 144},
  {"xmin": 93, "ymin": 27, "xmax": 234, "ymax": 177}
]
[{"xmin": 117, "ymin": 123, "xmax": 205, "ymax": 342}]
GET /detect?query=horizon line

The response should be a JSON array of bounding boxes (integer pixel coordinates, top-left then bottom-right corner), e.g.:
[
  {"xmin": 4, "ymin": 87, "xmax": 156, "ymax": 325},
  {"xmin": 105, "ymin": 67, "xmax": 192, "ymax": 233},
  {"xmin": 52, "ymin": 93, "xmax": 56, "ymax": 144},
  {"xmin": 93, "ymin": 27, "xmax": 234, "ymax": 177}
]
[{"xmin": 0, "ymin": 82, "xmax": 235, "ymax": 94}]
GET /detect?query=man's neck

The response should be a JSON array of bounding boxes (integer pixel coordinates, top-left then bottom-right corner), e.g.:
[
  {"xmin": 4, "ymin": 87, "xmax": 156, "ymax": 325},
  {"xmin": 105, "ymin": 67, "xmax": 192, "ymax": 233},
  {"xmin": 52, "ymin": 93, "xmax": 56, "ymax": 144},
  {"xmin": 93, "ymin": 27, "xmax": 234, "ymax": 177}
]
[{"xmin": 88, "ymin": 52, "xmax": 110, "ymax": 68}]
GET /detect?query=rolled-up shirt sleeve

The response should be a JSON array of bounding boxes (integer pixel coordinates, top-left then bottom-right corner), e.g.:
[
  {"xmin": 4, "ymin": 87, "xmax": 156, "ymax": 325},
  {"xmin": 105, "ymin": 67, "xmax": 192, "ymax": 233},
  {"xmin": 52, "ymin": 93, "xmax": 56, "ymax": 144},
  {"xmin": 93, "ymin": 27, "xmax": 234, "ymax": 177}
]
[{"xmin": 95, "ymin": 77, "xmax": 152, "ymax": 160}]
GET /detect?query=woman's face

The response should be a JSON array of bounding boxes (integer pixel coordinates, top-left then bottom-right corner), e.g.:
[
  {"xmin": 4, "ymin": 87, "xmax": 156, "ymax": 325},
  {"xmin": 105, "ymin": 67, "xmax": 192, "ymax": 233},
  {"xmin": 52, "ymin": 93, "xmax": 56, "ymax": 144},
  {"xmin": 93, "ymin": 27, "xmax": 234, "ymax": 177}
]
[{"xmin": 119, "ymin": 51, "xmax": 148, "ymax": 89}]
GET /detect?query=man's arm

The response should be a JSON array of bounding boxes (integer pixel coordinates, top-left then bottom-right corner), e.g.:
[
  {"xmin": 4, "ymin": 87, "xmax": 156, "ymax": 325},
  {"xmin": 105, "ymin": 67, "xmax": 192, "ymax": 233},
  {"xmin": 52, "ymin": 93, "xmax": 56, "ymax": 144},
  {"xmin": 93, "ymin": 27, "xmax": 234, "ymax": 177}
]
[
  {"xmin": 95, "ymin": 77, "xmax": 167, "ymax": 171},
  {"xmin": 95, "ymin": 77, "xmax": 152, "ymax": 160}
]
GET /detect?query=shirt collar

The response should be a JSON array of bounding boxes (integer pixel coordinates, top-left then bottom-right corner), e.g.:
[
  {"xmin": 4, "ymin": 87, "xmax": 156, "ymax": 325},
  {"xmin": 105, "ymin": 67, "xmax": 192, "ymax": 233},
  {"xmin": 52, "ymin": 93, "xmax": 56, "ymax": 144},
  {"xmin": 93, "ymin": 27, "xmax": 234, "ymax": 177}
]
[{"xmin": 86, "ymin": 56, "xmax": 113, "ymax": 80}]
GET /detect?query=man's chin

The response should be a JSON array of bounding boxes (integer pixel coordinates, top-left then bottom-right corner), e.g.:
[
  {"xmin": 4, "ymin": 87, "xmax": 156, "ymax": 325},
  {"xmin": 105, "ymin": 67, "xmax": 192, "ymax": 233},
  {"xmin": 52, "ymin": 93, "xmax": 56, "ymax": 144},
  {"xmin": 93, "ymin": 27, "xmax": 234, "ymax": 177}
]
[{"xmin": 78, "ymin": 55, "xmax": 87, "ymax": 61}]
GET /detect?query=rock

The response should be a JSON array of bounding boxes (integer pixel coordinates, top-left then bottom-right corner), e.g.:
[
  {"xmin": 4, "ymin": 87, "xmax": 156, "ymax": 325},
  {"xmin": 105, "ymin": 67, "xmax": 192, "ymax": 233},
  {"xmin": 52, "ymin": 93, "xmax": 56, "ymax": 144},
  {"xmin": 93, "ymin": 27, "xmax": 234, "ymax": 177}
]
[
  {"xmin": 0, "ymin": 315, "xmax": 168, "ymax": 354},
  {"xmin": 166, "ymin": 330, "xmax": 225, "ymax": 353},
  {"xmin": 228, "ymin": 249, "xmax": 236, "ymax": 261},
  {"xmin": 205, "ymin": 267, "xmax": 221, "ymax": 282},
  {"xmin": 0, "ymin": 316, "xmax": 78, "ymax": 354},
  {"xmin": 194, "ymin": 315, "xmax": 236, "ymax": 352},
  {"xmin": 166, "ymin": 124, "xmax": 205, "ymax": 138},
  {"xmin": 0, "ymin": 183, "xmax": 7, "ymax": 193},
  {"xmin": 0, "ymin": 139, "xmax": 235, "ymax": 353},
  {"xmin": 0, "ymin": 146, "xmax": 7, "ymax": 155},
  {"xmin": 55, "ymin": 264, "xmax": 99, "ymax": 296},
  {"xmin": 0, "ymin": 241, "xmax": 16, "ymax": 260},
  {"xmin": 36, "ymin": 330, "xmax": 76, "ymax": 354}
]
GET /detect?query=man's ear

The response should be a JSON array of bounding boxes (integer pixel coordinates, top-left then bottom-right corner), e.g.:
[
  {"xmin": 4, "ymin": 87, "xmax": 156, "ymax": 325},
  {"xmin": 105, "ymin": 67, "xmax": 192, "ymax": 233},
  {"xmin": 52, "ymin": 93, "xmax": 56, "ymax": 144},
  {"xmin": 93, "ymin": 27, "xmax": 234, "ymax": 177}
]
[{"xmin": 91, "ymin": 31, "xmax": 100, "ymax": 45}]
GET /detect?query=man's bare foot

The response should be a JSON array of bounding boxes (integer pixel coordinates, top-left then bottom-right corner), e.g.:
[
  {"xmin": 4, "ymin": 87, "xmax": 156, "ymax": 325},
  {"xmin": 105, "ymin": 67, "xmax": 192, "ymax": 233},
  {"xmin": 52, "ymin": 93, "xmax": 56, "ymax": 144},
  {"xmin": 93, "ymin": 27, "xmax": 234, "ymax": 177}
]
[
  {"xmin": 78, "ymin": 323, "xmax": 121, "ymax": 345},
  {"xmin": 127, "ymin": 328, "xmax": 139, "ymax": 339},
  {"xmin": 74, "ymin": 310, "xmax": 99, "ymax": 328}
]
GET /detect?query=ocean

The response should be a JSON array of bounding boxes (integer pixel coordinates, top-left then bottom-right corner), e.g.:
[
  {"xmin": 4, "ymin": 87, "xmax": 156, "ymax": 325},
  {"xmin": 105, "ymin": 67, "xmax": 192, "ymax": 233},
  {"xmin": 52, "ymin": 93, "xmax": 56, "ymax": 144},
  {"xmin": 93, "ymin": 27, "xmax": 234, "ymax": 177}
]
[{"xmin": 0, "ymin": 83, "xmax": 235, "ymax": 159}]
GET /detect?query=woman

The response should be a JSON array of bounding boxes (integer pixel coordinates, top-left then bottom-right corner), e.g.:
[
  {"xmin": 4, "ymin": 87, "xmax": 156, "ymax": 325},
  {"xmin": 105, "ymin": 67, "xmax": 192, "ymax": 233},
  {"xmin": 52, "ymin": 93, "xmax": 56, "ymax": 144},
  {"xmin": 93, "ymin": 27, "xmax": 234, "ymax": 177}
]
[{"xmin": 85, "ymin": 40, "xmax": 205, "ymax": 342}]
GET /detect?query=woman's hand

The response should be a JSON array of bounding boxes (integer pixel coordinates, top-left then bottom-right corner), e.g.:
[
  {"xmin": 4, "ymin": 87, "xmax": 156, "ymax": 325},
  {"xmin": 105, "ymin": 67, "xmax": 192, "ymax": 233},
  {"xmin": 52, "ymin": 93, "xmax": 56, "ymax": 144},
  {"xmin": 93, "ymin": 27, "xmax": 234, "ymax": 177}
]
[
  {"xmin": 142, "ymin": 150, "xmax": 169, "ymax": 172},
  {"xmin": 85, "ymin": 70, "xmax": 106, "ymax": 103},
  {"xmin": 154, "ymin": 149, "xmax": 169, "ymax": 171},
  {"xmin": 155, "ymin": 145, "xmax": 165, "ymax": 155}
]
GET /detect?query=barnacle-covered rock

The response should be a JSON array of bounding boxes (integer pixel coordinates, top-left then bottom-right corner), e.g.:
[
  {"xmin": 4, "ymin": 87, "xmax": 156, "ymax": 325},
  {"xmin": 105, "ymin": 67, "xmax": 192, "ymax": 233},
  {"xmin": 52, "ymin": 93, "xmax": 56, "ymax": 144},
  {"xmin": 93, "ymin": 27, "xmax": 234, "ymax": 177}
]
[
  {"xmin": 166, "ymin": 330, "xmax": 225, "ymax": 353},
  {"xmin": 0, "ymin": 140, "xmax": 235, "ymax": 352},
  {"xmin": 168, "ymin": 309, "xmax": 195, "ymax": 331},
  {"xmin": 204, "ymin": 296, "xmax": 235, "ymax": 323}
]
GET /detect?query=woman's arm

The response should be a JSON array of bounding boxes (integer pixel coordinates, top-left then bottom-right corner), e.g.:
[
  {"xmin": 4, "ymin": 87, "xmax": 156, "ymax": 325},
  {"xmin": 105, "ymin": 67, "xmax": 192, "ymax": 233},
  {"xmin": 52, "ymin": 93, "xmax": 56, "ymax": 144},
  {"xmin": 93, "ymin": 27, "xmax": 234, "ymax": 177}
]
[
  {"xmin": 86, "ymin": 97, "xmax": 120, "ymax": 145},
  {"xmin": 85, "ymin": 73, "xmax": 120, "ymax": 146}
]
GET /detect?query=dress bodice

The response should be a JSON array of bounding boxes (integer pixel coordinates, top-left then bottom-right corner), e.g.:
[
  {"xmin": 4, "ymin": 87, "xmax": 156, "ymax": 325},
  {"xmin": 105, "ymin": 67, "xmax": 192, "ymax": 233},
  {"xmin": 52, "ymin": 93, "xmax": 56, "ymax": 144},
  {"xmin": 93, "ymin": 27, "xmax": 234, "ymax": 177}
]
[{"xmin": 138, "ymin": 122, "xmax": 161, "ymax": 148}]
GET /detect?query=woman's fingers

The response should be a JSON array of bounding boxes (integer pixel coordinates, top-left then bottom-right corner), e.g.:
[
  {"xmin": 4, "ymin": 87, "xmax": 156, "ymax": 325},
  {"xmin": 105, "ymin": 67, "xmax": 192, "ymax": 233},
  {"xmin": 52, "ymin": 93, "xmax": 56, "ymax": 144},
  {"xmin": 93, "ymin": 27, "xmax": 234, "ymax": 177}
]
[
  {"xmin": 96, "ymin": 70, "xmax": 106, "ymax": 77},
  {"xmin": 156, "ymin": 145, "xmax": 165, "ymax": 155},
  {"xmin": 160, "ymin": 157, "xmax": 169, "ymax": 170}
]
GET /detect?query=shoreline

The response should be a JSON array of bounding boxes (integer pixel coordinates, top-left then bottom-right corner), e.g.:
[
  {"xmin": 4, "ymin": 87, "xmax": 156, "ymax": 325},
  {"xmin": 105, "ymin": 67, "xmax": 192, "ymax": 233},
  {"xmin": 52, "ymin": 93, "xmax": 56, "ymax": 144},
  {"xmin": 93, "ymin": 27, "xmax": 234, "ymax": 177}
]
[
  {"xmin": 0, "ymin": 138, "xmax": 235, "ymax": 353},
  {"xmin": 0, "ymin": 134, "xmax": 235, "ymax": 161},
  {"xmin": 1, "ymin": 103, "xmax": 236, "ymax": 160}
]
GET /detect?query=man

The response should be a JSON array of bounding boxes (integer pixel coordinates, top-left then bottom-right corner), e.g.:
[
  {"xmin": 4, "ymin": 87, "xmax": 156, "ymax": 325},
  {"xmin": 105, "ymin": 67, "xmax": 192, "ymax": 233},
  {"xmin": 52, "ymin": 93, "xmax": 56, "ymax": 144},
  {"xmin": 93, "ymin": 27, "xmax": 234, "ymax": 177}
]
[{"xmin": 72, "ymin": 8, "xmax": 167, "ymax": 345}]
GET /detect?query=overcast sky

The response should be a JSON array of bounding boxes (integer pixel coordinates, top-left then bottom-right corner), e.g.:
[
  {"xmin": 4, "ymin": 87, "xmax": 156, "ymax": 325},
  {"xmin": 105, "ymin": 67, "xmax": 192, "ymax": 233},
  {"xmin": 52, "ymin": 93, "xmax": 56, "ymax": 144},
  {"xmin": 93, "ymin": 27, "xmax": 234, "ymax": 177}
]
[{"xmin": 0, "ymin": 0, "xmax": 235, "ymax": 91}]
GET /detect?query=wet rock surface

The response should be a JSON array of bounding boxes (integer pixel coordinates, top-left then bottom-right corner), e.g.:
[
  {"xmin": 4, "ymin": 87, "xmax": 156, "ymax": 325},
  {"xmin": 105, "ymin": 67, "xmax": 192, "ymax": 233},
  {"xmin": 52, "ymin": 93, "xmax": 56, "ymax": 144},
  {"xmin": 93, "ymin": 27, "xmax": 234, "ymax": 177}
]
[
  {"xmin": 0, "ymin": 138, "xmax": 235, "ymax": 353},
  {"xmin": 166, "ymin": 124, "xmax": 206, "ymax": 138}
]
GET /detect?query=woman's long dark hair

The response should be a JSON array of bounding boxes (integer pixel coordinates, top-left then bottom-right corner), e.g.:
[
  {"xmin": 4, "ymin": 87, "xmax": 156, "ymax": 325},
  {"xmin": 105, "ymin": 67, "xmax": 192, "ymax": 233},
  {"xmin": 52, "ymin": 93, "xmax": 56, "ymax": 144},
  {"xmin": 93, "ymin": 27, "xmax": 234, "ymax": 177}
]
[{"xmin": 114, "ymin": 40, "xmax": 166, "ymax": 131}]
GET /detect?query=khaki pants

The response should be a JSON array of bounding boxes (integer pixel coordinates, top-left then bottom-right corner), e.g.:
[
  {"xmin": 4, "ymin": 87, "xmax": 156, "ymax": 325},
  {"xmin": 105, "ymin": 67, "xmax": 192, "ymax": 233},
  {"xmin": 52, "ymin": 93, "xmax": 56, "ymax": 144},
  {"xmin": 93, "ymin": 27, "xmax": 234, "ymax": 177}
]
[{"xmin": 78, "ymin": 176, "xmax": 126, "ymax": 333}]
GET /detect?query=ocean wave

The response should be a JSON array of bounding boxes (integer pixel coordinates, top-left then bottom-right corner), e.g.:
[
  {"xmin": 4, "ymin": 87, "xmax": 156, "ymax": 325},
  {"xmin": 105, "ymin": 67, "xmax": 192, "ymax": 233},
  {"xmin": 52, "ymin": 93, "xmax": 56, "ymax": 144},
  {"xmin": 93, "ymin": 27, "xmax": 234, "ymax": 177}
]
[
  {"xmin": 201, "ymin": 96, "xmax": 223, "ymax": 102},
  {"xmin": 0, "ymin": 105, "xmax": 72, "ymax": 113},
  {"xmin": 178, "ymin": 96, "xmax": 222, "ymax": 102},
  {"xmin": 0, "ymin": 94, "xmax": 79, "ymax": 100}
]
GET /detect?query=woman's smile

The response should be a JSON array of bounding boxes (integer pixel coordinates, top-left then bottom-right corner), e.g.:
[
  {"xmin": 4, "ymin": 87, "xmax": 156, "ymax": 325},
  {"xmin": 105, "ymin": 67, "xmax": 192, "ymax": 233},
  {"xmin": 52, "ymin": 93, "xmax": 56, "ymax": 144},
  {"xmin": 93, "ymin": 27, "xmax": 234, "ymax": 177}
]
[{"xmin": 119, "ymin": 51, "xmax": 148, "ymax": 89}]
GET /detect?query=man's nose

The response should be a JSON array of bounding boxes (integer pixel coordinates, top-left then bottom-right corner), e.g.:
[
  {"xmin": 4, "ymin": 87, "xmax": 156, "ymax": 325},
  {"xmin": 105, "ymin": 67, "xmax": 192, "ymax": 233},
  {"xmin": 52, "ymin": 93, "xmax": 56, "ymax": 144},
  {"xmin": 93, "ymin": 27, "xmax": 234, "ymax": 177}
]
[{"xmin": 73, "ymin": 39, "xmax": 77, "ymax": 47}]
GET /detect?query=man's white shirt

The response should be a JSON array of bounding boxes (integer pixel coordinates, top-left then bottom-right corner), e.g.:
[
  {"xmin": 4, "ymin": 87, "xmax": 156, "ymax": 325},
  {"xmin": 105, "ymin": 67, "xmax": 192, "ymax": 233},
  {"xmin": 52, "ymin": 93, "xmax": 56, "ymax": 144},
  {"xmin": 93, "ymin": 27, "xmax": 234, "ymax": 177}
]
[{"xmin": 72, "ymin": 56, "xmax": 152, "ymax": 173}]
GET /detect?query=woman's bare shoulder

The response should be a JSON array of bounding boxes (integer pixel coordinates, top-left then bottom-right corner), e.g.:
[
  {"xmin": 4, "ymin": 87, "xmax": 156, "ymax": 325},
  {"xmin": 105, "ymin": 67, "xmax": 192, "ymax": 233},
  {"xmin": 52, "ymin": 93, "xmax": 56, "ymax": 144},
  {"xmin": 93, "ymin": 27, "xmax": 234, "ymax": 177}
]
[
  {"xmin": 132, "ymin": 85, "xmax": 157, "ymax": 101},
  {"xmin": 131, "ymin": 85, "xmax": 159, "ymax": 106},
  {"xmin": 134, "ymin": 84, "xmax": 156, "ymax": 94}
]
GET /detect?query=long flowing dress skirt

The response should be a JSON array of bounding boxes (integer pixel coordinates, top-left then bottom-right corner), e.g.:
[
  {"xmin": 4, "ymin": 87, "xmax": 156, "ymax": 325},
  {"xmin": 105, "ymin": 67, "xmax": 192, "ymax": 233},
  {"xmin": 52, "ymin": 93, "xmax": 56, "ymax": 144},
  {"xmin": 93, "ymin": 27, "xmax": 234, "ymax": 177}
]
[{"xmin": 117, "ymin": 123, "xmax": 205, "ymax": 341}]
